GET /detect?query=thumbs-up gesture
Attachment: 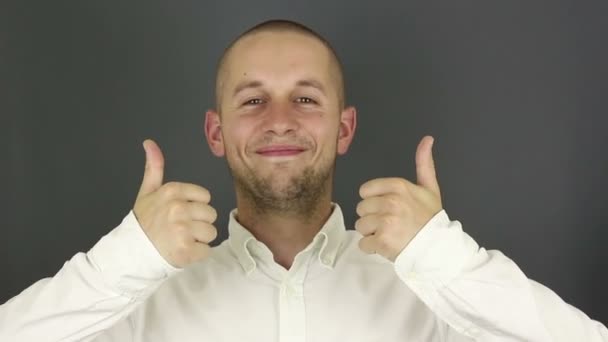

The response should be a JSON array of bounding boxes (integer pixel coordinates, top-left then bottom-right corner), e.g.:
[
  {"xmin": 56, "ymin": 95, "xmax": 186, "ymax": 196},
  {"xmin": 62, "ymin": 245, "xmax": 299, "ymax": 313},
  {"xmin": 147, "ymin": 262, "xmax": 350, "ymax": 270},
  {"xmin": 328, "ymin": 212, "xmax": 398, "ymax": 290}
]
[
  {"xmin": 355, "ymin": 136, "xmax": 443, "ymax": 262},
  {"xmin": 133, "ymin": 139, "xmax": 218, "ymax": 268}
]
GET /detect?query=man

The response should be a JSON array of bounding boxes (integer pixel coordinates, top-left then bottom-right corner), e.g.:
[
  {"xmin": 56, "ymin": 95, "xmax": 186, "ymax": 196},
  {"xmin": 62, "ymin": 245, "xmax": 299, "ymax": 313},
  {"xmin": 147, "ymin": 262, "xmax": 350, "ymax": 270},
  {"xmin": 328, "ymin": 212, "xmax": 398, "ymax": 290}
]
[{"xmin": 0, "ymin": 19, "xmax": 606, "ymax": 342}]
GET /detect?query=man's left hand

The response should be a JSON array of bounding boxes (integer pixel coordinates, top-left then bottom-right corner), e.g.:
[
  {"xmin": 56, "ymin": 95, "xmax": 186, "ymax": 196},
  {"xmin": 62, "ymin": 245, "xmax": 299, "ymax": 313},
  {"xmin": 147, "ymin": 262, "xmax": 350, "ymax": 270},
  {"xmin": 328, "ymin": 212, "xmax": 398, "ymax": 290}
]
[{"xmin": 356, "ymin": 135, "xmax": 443, "ymax": 262}]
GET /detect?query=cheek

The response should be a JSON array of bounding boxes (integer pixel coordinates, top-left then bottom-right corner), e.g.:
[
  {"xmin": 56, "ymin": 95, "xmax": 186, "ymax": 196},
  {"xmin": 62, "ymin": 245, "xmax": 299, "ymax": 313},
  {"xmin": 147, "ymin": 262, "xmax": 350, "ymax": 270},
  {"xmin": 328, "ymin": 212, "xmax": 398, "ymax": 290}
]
[
  {"xmin": 305, "ymin": 116, "xmax": 340, "ymax": 147},
  {"xmin": 222, "ymin": 119, "xmax": 257, "ymax": 156}
]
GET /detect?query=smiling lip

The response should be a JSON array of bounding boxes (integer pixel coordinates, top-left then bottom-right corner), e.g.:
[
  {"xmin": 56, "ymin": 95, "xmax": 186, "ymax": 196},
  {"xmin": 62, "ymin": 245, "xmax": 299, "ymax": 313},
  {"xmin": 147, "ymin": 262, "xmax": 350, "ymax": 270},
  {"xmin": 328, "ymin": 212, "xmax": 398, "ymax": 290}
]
[{"xmin": 256, "ymin": 145, "xmax": 306, "ymax": 157}]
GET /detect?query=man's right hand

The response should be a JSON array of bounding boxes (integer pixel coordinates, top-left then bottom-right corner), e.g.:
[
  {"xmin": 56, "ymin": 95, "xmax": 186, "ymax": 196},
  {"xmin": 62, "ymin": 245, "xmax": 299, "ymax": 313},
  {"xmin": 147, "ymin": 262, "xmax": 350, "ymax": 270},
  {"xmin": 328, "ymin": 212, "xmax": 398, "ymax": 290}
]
[{"xmin": 133, "ymin": 139, "xmax": 218, "ymax": 268}]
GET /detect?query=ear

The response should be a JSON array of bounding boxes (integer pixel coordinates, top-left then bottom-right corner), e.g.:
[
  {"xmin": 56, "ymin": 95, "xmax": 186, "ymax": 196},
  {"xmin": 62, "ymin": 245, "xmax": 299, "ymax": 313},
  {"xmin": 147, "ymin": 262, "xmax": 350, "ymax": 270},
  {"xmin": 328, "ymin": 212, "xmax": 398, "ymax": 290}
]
[
  {"xmin": 204, "ymin": 109, "xmax": 225, "ymax": 157},
  {"xmin": 337, "ymin": 106, "xmax": 357, "ymax": 155}
]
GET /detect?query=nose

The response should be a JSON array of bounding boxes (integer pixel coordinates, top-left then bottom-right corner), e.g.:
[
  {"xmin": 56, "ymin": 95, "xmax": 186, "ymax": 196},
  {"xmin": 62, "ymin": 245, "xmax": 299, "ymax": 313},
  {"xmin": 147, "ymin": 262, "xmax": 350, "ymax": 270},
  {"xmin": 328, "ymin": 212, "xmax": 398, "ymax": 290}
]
[{"xmin": 262, "ymin": 102, "xmax": 299, "ymax": 136}]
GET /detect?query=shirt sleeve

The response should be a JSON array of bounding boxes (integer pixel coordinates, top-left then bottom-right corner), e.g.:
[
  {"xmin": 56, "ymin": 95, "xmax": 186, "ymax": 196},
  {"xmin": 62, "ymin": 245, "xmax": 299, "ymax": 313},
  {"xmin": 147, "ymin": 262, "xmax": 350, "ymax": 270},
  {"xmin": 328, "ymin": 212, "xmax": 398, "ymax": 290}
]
[
  {"xmin": 0, "ymin": 210, "xmax": 182, "ymax": 342},
  {"xmin": 393, "ymin": 210, "xmax": 608, "ymax": 341}
]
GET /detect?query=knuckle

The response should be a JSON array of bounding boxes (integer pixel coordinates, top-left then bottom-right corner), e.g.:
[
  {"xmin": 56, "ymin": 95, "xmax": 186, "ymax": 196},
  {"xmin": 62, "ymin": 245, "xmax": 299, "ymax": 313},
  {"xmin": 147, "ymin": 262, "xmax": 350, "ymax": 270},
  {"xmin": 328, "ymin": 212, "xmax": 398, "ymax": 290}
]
[
  {"xmin": 180, "ymin": 233, "xmax": 193, "ymax": 246},
  {"xmin": 170, "ymin": 221, "xmax": 188, "ymax": 234},
  {"xmin": 163, "ymin": 182, "xmax": 181, "ymax": 198},
  {"xmin": 167, "ymin": 200, "xmax": 186, "ymax": 219},
  {"xmin": 393, "ymin": 179, "xmax": 409, "ymax": 193},
  {"xmin": 172, "ymin": 241, "xmax": 191, "ymax": 265},
  {"xmin": 381, "ymin": 214, "xmax": 397, "ymax": 228},
  {"xmin": 194, "ymin": 224, "xmax": 217, "ymax": 243},
  {"xmin": 375, "ymin": 232, "xmax": 391, "ymax": 250},
  {"xmin": 385, "ymin": 195, "xmax": 401, "ymax": 212}
]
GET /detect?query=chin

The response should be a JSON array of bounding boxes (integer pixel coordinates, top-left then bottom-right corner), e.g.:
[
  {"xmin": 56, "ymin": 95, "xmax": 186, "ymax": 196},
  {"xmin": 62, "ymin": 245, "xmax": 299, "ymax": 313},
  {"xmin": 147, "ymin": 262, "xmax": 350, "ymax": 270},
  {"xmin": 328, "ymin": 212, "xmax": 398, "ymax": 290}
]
[{"xmin": 267, "ymin": 174, "xmax": 298, "ymax": 190}]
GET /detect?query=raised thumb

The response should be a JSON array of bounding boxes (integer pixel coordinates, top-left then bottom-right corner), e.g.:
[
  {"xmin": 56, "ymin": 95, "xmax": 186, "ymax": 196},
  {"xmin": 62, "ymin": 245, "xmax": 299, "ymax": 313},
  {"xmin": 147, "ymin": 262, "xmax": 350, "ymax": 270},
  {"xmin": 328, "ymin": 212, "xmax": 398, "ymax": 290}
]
[
  {"xmin": 415, "ymin": 135, "xmax": 440, "ymax": 197},
  {"xmin": 137, "ymin": 139, "xmax": 164, "ymax": 198}
]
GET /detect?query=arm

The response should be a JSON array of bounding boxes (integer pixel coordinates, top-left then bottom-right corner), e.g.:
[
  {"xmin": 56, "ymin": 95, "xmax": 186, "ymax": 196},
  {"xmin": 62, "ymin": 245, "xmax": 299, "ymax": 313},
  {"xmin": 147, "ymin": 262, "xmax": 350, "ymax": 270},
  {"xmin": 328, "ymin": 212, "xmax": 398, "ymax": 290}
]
[
  {"xmin": 355, "ymin": 136, "xmax": 607, "ymax": 341},
  {"xmin": 0, "ymin": 139, "xmax": 217, "ymax": 342},
  {"xmin": 0, "ymin": 210, "xmax": 181, "ymax": 342},
  {"xmin": 393, "ymin": 209, "xmax": 608, "ymax": 341}
]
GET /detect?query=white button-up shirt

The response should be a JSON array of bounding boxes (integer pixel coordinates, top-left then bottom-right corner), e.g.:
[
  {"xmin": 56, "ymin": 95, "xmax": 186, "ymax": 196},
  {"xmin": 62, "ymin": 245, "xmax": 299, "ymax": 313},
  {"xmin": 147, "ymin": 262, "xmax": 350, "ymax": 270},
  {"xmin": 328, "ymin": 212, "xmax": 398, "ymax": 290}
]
[{"xmin": 1, "ymin": 204, "xmax": 606, "ymax": 341}]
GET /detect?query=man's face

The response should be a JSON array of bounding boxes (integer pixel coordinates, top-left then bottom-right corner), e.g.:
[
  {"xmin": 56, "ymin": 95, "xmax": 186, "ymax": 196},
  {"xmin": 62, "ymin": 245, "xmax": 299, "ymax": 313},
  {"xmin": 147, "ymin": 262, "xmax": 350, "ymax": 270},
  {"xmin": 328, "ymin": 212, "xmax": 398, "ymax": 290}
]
[{"xmin": 205, "ymin": 30, "xmax": 356, "ymax": 209}]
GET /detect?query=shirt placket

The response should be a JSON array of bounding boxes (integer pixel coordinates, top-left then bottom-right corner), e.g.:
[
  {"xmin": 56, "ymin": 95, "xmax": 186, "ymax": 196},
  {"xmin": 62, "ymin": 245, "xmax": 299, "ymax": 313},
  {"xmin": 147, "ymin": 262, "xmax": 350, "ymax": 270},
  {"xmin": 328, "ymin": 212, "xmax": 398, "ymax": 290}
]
[{"xmin": 278, "ymin": 261, "xmax": 307, "ymax": 342}]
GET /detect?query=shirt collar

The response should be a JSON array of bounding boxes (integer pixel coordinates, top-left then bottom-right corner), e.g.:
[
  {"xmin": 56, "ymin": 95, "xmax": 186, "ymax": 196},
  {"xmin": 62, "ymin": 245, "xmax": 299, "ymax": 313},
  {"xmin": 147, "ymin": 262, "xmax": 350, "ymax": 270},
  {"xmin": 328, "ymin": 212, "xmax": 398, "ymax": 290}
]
[{"xmin": 227, "ymin": 203, "xmax": 347, "ymax": 276}]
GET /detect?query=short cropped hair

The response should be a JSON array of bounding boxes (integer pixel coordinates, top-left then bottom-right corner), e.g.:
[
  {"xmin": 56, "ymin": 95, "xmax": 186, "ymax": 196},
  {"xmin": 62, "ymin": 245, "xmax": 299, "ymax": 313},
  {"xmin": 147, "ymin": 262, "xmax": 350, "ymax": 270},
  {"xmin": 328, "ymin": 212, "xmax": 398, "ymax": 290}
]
[{"xmin": 214, "ymin": 19, "xmax": 345, "ymax": 112}]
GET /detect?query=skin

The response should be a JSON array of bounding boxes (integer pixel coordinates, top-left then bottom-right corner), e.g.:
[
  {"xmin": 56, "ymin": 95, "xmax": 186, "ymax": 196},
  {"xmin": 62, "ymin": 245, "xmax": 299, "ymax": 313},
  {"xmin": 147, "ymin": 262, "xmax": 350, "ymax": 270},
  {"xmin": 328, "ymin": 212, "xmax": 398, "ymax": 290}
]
[
  {"xmin": 205, "ymin": 30, "xmax": 356, "ymax": 269},
  {"xmin": 133, "ymin": 28, "xmax": 443, "ymax": 271}
]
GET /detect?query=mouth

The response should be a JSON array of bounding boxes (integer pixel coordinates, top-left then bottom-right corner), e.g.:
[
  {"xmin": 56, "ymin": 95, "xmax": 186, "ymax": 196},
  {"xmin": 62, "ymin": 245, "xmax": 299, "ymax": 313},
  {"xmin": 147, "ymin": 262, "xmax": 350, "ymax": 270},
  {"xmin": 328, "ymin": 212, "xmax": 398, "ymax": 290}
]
[{"xmin": 255, "ymin": 145, "xmax": 307, "ymax": 157}]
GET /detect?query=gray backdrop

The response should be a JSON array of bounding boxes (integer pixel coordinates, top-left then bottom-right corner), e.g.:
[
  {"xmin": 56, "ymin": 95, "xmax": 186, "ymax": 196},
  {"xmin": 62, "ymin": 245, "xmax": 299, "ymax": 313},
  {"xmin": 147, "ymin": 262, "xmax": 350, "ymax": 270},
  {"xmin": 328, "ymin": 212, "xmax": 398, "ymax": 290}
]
[{"xmin": 3, "ymin": 0, "xmax": 607, "ymax": 324}]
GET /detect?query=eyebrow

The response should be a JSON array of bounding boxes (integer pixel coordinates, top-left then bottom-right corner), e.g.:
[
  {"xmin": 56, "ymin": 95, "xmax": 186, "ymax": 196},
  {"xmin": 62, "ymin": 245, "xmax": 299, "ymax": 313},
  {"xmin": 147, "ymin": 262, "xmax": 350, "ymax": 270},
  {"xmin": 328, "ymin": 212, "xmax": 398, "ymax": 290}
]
[
  {"xmin": 296, "ymin": 79, "xmax": 326, "ymax": 94},
  {"xmin": 232, "ymin": 80, "xmax": 263, "ymax": 97},
  {"xmin": 231, "ymin": 78, "xmax": 327, "ymax": 97}
]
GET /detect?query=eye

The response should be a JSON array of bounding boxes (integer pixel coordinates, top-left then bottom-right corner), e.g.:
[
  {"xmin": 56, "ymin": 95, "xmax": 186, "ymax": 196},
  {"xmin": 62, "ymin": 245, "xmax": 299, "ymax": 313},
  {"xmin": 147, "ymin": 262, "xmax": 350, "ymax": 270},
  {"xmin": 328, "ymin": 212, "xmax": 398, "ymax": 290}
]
[
  {"xmin": 243, "ymin": 98, "xmax": 264, "ymax": 106},
  {"xmin": 295, "ymin": 97, "xmax": 317, "ymax": 104}
]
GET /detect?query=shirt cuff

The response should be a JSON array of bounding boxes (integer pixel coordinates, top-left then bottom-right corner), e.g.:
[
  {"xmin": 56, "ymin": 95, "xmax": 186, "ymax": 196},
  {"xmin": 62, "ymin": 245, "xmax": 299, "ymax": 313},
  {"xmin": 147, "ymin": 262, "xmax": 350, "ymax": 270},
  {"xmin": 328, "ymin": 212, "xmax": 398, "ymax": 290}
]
[
  {"xmin": 393, "ymin": 210, "xmax": 479, "ymax": 285},
  {"xmin": 87, "ymin": 210, "xmax": 182, "ymax": 298}
]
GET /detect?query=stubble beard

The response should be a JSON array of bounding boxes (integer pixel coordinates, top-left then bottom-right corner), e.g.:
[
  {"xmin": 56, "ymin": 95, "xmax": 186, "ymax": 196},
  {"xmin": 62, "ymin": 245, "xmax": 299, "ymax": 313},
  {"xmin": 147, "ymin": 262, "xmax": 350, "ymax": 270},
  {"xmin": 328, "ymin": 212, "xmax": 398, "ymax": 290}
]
[{"xmin": 229, "ymin": 158, "xmax": 335, "ymax": 220}]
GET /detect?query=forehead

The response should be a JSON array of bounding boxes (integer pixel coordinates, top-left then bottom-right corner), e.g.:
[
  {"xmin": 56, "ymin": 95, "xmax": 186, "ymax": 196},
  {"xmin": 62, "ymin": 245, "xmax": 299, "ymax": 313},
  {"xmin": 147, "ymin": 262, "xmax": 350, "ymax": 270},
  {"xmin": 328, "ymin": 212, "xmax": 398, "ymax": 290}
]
[{"xmin": 222, "ymin": 31, "xmax": 334, "ymax": 92}]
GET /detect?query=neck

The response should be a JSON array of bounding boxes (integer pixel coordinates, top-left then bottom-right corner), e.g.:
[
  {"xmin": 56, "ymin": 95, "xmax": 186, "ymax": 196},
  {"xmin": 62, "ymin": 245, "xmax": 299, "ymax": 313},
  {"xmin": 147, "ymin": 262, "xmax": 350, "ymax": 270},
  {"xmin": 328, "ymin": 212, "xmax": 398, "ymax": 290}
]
[{"xmin": 234, "ymin": 192, "xmax": 333, "ymax": 270}]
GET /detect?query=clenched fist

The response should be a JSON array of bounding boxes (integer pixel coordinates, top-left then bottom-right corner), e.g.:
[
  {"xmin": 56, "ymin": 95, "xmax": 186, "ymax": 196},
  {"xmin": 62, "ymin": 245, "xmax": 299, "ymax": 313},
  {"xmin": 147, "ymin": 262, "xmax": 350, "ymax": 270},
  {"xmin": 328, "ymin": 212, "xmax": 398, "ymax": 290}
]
[
  {"xmin": 133, "ymin": 139, "xmax": 218, "ymax": 268},
  {"xmin": 355, "ymin": 135, "xmax": 443, "ymax": 262}
]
